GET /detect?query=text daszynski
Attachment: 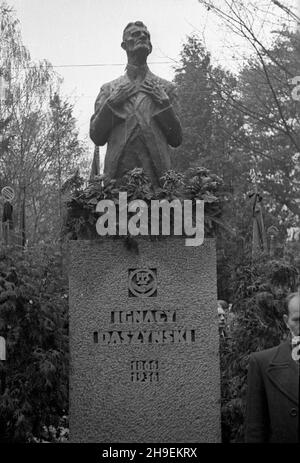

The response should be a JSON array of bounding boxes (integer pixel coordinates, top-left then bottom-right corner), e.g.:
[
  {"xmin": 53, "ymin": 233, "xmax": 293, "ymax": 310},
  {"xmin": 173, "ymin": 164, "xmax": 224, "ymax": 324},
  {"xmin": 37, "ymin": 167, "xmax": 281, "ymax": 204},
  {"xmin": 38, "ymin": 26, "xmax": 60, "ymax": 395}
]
[{"xmin": 93, "ymin": 328, "xmax": 195, "ymax": 345}]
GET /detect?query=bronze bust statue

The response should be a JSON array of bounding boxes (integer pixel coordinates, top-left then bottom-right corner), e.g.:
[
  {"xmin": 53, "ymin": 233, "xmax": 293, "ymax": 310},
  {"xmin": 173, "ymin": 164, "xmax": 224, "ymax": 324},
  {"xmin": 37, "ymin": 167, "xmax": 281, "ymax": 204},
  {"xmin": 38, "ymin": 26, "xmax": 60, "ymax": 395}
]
[{"xmin": 90, "ymin": 21, "xmax": 182, "ymax": 187}]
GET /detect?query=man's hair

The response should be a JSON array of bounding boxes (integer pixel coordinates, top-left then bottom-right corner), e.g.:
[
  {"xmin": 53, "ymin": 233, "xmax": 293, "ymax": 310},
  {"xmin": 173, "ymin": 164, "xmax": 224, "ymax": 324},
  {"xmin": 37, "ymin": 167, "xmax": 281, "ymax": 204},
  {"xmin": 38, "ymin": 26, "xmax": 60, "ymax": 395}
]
[
  {"xmin": 122, "ymin": 21, "xmax": 148, "ymax": 41},
  {"xmin": 283, "ymin": 291, "xmax": 300, "ymax": 315},
  {"xmin": 217, "ymin": 300, "xmax": 228, "ymax": 310}
]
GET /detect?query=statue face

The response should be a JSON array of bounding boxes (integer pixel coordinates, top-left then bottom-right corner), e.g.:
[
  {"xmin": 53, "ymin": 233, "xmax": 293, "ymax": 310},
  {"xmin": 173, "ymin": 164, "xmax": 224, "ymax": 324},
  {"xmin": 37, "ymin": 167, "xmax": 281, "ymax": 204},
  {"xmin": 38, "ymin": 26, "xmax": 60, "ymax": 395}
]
[{"xmin": 122, "ymin": 24, "xmax": 152, "ymax": 56}]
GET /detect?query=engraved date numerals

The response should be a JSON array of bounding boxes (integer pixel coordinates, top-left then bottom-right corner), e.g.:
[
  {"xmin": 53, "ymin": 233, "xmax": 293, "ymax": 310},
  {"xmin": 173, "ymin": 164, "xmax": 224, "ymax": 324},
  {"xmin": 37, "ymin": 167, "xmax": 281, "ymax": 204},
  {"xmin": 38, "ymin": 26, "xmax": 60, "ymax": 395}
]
[{"xmin": 130, "ymin": 360, "xmax": 159, "ymax": 382}]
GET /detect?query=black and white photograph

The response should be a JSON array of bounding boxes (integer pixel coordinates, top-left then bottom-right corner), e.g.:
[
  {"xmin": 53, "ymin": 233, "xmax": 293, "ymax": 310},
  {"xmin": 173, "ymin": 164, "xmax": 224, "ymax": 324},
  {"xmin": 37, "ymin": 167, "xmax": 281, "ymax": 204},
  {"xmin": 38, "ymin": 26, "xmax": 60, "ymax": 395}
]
[{"xmin": 0, "ymin": 0, "xmax": 299, "ymax": 450}]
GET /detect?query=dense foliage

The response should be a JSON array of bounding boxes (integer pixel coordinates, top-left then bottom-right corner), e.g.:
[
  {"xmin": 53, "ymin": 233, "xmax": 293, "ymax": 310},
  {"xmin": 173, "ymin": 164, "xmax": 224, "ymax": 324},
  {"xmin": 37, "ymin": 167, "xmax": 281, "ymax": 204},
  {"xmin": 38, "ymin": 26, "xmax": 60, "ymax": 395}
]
[
  {"xmin": 0, "ymin": 245, "xmax": 68, "ymax": 442},
  {"xmin": 0, "ymin": 4, "xmax": 87, "ymax": 246},
  {"xmin": 173, "ymin": 30, "xmax": 299, "ymax": 300}
]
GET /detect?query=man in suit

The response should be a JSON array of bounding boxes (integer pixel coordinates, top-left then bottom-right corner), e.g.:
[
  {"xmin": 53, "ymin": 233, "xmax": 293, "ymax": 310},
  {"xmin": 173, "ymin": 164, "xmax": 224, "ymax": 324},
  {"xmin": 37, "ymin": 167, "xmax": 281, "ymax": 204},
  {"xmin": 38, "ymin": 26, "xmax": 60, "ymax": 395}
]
[
  {"xmin": 90, "ymin": 21, "xmax": 182, "ymax": 187},
  {"xmin": 245, "ymin": 292, "xmax": 299, "ymax": 443}
]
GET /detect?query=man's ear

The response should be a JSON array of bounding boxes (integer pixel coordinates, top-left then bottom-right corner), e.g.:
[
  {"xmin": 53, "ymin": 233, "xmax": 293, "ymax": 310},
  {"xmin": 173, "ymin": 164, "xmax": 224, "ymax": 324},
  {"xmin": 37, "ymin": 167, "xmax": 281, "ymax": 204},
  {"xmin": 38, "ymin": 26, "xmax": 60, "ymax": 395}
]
[
  {"xmin": 283, "ymin": 314, "xmax": 289, "ymax": 328},
  {"xmin": 121, "ymin": 41, "xmax": 126, "ymax": 51}
]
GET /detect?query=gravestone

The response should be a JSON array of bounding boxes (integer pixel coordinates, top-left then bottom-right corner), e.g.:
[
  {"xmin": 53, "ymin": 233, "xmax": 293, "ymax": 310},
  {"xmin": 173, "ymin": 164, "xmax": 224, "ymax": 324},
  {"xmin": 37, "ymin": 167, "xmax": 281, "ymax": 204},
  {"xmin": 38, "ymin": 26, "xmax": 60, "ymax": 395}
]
[{"xmin": 69, "ymin": 237, "xmax": 221, "ymax": 442}]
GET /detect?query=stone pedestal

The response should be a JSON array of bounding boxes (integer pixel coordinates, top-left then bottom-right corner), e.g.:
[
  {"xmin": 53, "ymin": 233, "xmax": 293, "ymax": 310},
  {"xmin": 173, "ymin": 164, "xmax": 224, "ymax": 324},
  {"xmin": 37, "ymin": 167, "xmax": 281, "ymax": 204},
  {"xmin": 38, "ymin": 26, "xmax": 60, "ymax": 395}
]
[{"xmin": 69, "ymin": 237, "xmax": 221, "ymax": 442}]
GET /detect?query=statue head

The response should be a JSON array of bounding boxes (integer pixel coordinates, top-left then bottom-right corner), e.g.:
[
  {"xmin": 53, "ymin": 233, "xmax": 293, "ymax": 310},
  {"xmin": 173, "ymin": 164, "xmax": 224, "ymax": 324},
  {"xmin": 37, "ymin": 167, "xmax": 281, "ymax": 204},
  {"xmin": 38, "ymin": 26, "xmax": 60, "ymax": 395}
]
[{"xmin": 121, "ymin": 21, "xmax": 152, "ymax": 61}]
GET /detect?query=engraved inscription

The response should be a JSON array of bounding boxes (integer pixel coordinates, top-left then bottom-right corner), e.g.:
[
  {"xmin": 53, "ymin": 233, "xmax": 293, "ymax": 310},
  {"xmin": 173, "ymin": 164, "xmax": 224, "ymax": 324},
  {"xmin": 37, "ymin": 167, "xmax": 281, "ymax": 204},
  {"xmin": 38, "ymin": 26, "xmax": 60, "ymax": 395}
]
[
  {"xmin": 93, "ymin": 329, "xmax": 195, "ymax": 345},
  {"xmin": 93, "ymin": 307, "xmax": 196, "ymax": 348},
  {"xmin": 131, "ymin": 360, "xmax": 159, "ymax": 382},
  {"xmin": 128, "ymin": 268, "xmax": 157, "ymax": 297},
  {"xmin": 110, "ymin": 309, "xmax": 176, "ymax": 324}
]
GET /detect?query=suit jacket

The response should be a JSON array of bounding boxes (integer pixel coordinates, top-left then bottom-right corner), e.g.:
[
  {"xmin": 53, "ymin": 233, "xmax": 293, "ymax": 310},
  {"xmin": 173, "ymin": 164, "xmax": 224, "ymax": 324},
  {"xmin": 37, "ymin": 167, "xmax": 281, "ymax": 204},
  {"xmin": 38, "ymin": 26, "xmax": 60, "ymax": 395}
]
[
  {"xmin": 89, "ymin": 67, "xmax": 182, "ymax": 183},
  {"xmin": 245, "ymin": 341, "xmax": 299, "ymax": 443}
]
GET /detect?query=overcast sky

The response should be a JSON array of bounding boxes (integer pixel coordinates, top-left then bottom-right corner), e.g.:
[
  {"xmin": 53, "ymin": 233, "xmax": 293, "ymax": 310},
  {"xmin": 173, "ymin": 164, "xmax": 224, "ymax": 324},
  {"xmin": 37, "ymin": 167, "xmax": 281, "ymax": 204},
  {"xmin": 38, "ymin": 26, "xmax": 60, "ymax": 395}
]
[{"xmin": 6, "ymin": 0, "xmax": 299, "ymax": 161}]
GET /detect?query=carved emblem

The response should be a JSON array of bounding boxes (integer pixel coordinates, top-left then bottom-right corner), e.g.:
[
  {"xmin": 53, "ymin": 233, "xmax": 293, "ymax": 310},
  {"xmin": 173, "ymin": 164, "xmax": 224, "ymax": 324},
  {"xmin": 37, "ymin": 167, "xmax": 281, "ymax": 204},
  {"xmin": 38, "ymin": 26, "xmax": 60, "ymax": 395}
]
[{"xmin": 128, "ymin": 268, "xmax": 157, "ymax": 297}]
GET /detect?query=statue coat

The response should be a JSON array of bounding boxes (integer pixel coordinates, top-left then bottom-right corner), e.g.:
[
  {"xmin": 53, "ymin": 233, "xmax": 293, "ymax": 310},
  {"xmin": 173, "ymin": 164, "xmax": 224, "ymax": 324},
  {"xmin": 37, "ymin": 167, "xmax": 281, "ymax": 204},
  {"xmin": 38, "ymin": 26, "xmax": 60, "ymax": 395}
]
[{"xmin": 90, "ymin": 68, "xmax": 182, "ymax": 185}]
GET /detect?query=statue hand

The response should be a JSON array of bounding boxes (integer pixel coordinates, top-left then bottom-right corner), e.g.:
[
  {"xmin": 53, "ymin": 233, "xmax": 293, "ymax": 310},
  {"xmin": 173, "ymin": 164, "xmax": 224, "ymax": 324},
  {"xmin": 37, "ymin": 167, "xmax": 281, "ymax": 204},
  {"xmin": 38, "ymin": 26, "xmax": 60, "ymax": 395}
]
[
  {"xmin": 107, "ymin": 82, "xmax": 138, "ymax": 107},
  {"xmin": 141, "ymin": 80, "xmax": 170, "ymax": 108}
]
